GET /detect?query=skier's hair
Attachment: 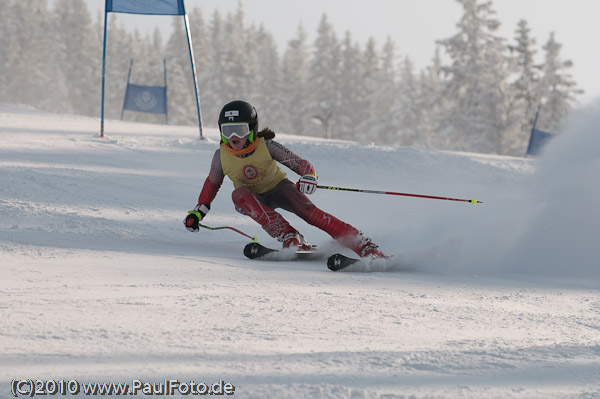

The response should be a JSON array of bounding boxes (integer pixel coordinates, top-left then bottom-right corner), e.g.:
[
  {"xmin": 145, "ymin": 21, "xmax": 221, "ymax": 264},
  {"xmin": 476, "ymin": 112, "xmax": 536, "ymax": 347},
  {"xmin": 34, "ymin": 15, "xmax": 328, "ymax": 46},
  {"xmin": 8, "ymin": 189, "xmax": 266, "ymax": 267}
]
[{"xmin": 257, "ymin": 127, "xmax": 275, "ymax": 140}]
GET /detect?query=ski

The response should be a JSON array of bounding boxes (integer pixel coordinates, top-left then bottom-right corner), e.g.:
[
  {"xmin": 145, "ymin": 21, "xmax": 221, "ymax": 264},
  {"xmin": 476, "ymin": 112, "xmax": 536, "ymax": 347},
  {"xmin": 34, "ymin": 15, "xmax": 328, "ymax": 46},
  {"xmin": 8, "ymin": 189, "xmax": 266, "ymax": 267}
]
[
  {"xmin": 243, "ymin": 242, "xmax": 323, "ymax": 261},
  {"xmin": 327, "ymin": 253, "xmax": 360, "ymax": 271},
  {"xmin": 328, "ymin": 254, "xmax": 399, "ymax": 272}
]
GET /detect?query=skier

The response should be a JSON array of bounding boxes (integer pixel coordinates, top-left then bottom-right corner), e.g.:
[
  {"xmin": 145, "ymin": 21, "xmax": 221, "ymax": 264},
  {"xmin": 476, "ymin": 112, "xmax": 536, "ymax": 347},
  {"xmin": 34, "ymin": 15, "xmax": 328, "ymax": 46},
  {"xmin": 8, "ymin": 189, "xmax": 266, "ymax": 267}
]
[{"xmin": 183, "ymin": 100, "xmax": 387, "ymax": 259}]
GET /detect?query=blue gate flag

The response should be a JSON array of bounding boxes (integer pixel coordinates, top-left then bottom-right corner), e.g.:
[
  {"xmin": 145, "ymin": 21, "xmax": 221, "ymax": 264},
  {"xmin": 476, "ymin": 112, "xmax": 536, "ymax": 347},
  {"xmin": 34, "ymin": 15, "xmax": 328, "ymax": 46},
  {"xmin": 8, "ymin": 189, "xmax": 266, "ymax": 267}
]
[
  {"xmin": 106, "ymin": 0, "xmax": 185, "ymax": 15},
  {"xmin": 526, "ymin": 128, "xmax": 554, "ymax": 156},
  {"xmin": 123, "ymin": 84, "xmax": 167, "ymax": 114}
]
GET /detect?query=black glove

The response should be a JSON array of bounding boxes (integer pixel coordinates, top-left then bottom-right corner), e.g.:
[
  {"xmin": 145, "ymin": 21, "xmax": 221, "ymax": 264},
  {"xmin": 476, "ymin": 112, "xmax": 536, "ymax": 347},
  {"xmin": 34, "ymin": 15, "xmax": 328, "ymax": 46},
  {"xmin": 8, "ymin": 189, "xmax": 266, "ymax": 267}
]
[{"xmin": 183, "ymin": 204, "xmax": 210, "ymax": 232}]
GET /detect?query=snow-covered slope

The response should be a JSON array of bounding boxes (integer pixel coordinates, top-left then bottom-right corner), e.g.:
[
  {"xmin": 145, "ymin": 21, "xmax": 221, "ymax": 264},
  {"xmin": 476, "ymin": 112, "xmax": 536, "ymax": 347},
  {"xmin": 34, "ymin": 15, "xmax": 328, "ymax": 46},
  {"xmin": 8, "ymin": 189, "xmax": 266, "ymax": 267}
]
[{"xmin": 1, "ymin": 108, "xmax": 599, "ymax": 398}]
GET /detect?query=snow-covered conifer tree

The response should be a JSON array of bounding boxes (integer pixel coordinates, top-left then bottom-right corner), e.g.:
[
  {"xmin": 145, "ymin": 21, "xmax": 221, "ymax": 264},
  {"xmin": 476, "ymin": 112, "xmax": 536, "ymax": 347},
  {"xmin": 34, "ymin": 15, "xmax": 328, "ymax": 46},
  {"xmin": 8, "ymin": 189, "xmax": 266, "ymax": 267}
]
[
  {"xmin": 357, "ymin": 37, "xmax": 387, "ymax": 143},
  {"xmin": 0, "ymin": 0, "xmax": 14, "ymax": 102},
  {"xmin": 418, "ymin": 47, "xmax": 445, "ymax": 148},
  {"xmin": 366, "ymin": 37, "xmax": 399, "ymax": 144},
  {"xmin": 164, "ymin": 17, "xmax": 195, "ymax": 125},
  {"xmin": 506, "ymin": 19, "xmax": 541, "ymax": 154},
  {"xmin": 281, "ymin": 24, "xmax": 311, "ymax": 135},
  {"xmin": 198, "ymin": 10, "xmax": 227, "ymax": 125},
  {"xmin": 437, "ymin": 0, "xmax": 511, "ymax": 153},
  {"xmin": 537, "ymin": 32, "xmax": 582, "ymax": 132},
  {"xmin": 394, "ymin": 56, "xmax": 421, "ymax": 146},
  {"xmin": 102, "ymin": 15, "xmax": 135, "ymax": 119},
  {"xmin": 308, "ymin": 14, "xmax": 341, "ymax": 139},
  {"xmin": 5, "ymin": 0, "xmax": 68, "ymax": 112},
  {"xmin": 186, "ymin": 8, "xmax": 212, "ymax": 127},
  {"xmin": 250, "ymin": 25, "xmax": 284, "ymax": 131},
  {"xmin": 53, "ymin": 0, "xmax": 99, "ymax": 116},
  {"xmin": 219, "ymin": 5, "xmax": 251, "ymax": 102},
  {"xmin": 337, "ymin": 32, "xmax": 366, "ymax": 141},
  {"xmin": 188, "ymin": 8, "xmax": 211, "ymax": 81}
]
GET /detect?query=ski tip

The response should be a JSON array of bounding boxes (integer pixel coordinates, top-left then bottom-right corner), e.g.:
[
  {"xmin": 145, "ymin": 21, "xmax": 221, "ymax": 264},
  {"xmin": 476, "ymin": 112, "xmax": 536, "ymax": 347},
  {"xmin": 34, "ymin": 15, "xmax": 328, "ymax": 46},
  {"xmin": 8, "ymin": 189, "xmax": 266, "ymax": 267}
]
[
  {"xmin": 244, "ymin": 242, "xmax": 272, "ymax": 259},
  {"xmin": 243, "ymin": 242, "xmax": 257, "ymax": 259},
  {"xmin": 327, "ymin": 253, "xmax": 359, "ymax": 272}
]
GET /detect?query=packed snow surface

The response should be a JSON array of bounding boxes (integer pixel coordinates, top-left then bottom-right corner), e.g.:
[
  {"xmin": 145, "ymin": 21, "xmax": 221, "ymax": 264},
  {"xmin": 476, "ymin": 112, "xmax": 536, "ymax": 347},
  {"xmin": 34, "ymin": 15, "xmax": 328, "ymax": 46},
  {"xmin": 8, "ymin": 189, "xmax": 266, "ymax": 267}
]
[{"xmin": 1, "ymin": 107, "xmax": 599, "ymax": 398}]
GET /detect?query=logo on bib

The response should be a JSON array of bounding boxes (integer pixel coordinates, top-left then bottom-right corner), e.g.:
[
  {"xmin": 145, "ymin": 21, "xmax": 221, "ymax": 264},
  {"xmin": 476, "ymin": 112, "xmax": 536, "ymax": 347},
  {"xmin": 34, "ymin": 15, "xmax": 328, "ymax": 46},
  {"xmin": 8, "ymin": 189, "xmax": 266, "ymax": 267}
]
[{"xmin": 242, "ymin": 165, "xmax": 259, "ymax": 180}]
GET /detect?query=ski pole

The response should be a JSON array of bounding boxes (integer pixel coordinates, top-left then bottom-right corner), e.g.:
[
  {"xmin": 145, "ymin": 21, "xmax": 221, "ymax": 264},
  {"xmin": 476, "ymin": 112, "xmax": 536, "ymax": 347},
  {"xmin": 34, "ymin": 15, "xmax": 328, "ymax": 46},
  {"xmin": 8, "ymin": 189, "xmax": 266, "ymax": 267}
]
[
  {"xmin": 317, "ymin": 185, "xmax": 482, "ymax": 205},
  {"xmin": 199, "ymin": 223, "xmax": 259, "ymax": 241}
]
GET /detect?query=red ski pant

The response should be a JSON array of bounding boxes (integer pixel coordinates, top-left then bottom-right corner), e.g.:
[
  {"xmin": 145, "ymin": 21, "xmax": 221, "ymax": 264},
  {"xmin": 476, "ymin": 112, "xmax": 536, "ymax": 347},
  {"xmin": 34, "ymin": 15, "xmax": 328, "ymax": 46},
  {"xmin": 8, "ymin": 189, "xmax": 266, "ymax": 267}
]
[{"xmin": 232, "ymin": 179, "xmax": 360, "ymax": 243}]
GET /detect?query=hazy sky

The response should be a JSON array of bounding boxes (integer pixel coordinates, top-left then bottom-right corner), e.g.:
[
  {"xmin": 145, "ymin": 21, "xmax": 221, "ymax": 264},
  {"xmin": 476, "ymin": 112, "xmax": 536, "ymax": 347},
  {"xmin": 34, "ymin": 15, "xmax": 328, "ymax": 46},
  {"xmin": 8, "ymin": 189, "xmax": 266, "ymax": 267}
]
[{"xmin": 91, "ymin": 0, "xmax": 600, "ymax": 104}]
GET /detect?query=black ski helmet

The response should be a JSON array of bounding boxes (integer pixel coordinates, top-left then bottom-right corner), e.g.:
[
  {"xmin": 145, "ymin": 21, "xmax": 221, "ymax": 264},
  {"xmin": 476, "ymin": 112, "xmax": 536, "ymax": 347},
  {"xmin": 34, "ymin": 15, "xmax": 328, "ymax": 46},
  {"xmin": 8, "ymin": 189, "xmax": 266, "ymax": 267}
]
[{"xmin": 218, "ymin": 100, "xmax": 258, "ymax": 143}]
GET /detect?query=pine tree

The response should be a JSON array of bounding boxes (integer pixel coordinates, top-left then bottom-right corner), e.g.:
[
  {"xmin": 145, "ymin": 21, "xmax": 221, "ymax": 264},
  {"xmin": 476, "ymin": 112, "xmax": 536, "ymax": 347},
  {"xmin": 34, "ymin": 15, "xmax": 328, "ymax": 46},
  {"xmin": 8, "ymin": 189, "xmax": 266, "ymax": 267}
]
[
  {"xmin": 188, "ymin": 7, "xmax": 211, "ymax": 80},
  {"xmin": 241, "ymin": 24, "xmax": 261, "ymax": 106},
  {"xmin": 337, "ymin": 32, "xmax": 366, "ymax": 141},
  {"xmin": 187, "ymin": 8, "xmax": 211, "ymax": 128},
  {"xmin": 394, "ymin": 56, "xmax": 421, "ymax": 146},
  {"xmin": 418, "ymin": 47, "xmax": 445, "ymax": 148},
  {"xmin": 165, "ymin": 12, "xmax": 196, "ymax": 125},
  {"xmin": 202, "ymin": 10, "xmax": 228, "ymax": 125},
  {"xmin": 53, "ymin": 0, "xmax": 99, "ymax": 116},
  {"xmin": 507, "ymin": 19, "xmax": 540, "ymax": 154},
  {"xmin": 537, "ymin": 32, "xmax": 582, "ymax": 132},
  {"xmin": 357, "ymin": 37, "xmax": 384, "ymax": 143},
  {"xmin": 281, "ymin": 24, "xmax": 311, "ymax": 135},
  {"xmin": 0, "ymin": 0, "xmax": 14, "ymax": 102},
  {"xmin": 5, "ymin": 0, "xmax": 68, "ymax": 111},
  {"xmin": 38, "ymin": 2, "xmax": 70, "ymax": 113},
  {"xmin": 367, "ymin": 37, "xmax": 399, "ymax": 144},
  {"xmin": 103, "ymin": 14, "xmax": 135, "ymax": 119},
  {"xmin": 220, "ymin": 5, "xmax": 251, "ymax": 101},
  {"xmin": 308, "ymin": 14, "xmax": 341, "ymax": 139},
  {"xmin": 437, "ymin": 0, "xmax": 511, "ymax": 154},
  {"xmin": 166, "ymin": 60, "xmax": 195, "ymax": 126},
  {"xmin": 250, "ymin": 25, "xmax": 284, "ymax": 132}
]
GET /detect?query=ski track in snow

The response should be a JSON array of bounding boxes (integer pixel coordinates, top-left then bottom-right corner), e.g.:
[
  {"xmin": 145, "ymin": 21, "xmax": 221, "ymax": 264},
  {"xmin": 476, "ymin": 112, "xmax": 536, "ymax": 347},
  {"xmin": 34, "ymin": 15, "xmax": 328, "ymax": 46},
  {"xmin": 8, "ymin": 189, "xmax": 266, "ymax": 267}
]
[{"xmin": 1, "ymin": 109, "xmax": 599, "ymax": 398}]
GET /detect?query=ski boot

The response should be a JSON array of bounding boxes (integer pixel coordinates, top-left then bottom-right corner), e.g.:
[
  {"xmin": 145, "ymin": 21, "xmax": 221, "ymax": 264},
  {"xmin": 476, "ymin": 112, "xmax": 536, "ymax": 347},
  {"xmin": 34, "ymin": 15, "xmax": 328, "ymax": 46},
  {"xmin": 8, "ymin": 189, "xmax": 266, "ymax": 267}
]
[
  {"xmin": 280, "ymin": 229, "xmax": 312, "ymax": 250},
  {"xmin": 351, "ymin": 232, "xmax": 388, "ymax": 259}
]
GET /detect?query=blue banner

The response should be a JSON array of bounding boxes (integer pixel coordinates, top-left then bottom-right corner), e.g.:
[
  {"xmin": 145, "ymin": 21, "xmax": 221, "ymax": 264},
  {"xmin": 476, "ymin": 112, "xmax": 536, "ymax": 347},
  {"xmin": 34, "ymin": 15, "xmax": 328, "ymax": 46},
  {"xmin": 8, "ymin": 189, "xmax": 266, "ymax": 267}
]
[
  {"xmin": 526, "ymin": 128, "xmax": 554, "ymax": 156},
  {"xmin": 106, "ymin": 0, "xmax": 185, "ymax": 15},
  {"xmin": 123, "ymin": 84, "xmax": 167, "ymax": 114}
]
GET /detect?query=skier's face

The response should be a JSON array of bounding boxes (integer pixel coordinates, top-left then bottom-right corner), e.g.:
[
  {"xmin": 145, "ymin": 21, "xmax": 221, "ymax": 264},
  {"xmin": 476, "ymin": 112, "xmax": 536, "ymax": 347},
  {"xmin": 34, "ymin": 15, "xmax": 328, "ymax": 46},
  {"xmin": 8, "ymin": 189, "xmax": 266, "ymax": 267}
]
[
  {"xmin": 229, "ymin": 135, "xmax": 248, "ymax": 150},
  {"xmin": 221, "ymin": 122, "xmax": 252, "ymax": 150}
]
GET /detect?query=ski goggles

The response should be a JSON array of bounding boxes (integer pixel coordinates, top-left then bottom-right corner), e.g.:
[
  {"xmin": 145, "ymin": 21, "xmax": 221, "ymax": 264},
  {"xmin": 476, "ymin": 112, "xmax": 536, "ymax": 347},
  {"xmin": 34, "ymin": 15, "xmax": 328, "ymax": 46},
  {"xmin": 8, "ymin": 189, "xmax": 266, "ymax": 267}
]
[{"xmin": 221, "ymin": 123, "xmax": 251, "ymax": 140}]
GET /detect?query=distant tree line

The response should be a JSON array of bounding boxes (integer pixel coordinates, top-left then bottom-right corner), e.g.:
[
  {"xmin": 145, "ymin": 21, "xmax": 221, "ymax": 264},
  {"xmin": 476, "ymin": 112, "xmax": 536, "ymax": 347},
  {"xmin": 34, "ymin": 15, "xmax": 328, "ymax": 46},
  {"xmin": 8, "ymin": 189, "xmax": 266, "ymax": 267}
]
[{"xmin": 0, "ymin": 0, "xmax": 582, "ymax": 155}]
